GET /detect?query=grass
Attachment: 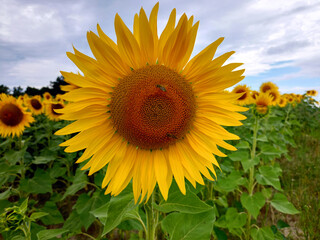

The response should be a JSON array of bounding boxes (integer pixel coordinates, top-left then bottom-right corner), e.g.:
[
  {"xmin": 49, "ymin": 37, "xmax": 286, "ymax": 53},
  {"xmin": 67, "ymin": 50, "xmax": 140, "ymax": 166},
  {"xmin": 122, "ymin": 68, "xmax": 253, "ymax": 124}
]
[{"xmin": 280, "ymin": 132, "xmax": 320, "ymax": 239}]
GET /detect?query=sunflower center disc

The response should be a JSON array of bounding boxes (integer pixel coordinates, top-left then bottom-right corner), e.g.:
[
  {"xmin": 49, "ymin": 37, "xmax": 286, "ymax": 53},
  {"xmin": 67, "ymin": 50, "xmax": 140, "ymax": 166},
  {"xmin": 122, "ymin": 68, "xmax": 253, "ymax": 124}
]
[
  {"xmin": 51, "ymin": 103, "xmax": 63, "ymax": 116},
  {"xmin": 111, "ymin": 65, "xmax": 196, "ymax": 150},
  {"xmin": 31, "ymin": 99, "xmax": 42, "ymax": 110},
  {"xmin": 0, "ymin": 103, "xmax": 23, "ymax": 126}
]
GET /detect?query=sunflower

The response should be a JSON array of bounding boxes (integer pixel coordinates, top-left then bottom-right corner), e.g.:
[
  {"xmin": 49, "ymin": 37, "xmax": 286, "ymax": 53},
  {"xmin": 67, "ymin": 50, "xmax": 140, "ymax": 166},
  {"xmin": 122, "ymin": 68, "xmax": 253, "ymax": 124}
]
[
  {"xmin": 43, "ymin": 92, "xmax": 52, "ymax": 102},
  {"xmin": 267, "ymin": 89, "xmax": 281, "ymax": 106},
  {"xmin": 0, "ymin": 94, "xmax": 34, "ymax": 138},
  {"xmin": 231, "ymin": 84, "xmax": 252, "ymax": 105},
  {"xmin": 251, "ymin": 90, "xmax": 259, "ymax": 100},
  {"xmin": 260, "ymin": 81, "xmax": 278, "ymax": 93},
  {"xmin": 27, "ymin": 95, "xmax": 44, "ymax": 115},
  {"xmin": 45, "ymin": 101, "xmax": 65, "ymax": 121},
  {"xmin": 254, "ymin": 92, "xmax": 273, "ymax": 115},
  {"xmin": 56, "ymin": 3, "xmax": 247, "ymax": 203},
  {"xmin": 278, "ymin": 97, "xmax": 287, "ymax": 107},
  {"xmin": 306, "ymin": 90, "xmax": 318, "ymax": 96}
]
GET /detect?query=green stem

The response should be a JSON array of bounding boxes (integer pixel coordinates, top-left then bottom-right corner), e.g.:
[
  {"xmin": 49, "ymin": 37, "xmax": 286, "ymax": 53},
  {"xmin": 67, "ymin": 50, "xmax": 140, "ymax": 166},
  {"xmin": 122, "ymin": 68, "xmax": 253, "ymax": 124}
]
[
  {"xmin": 246, "ymin": 115, "xmax": 259, "ymax": 239},
  {"xmin": 145, "ymin": 192, "xmax": 157, "ymax": 240}
]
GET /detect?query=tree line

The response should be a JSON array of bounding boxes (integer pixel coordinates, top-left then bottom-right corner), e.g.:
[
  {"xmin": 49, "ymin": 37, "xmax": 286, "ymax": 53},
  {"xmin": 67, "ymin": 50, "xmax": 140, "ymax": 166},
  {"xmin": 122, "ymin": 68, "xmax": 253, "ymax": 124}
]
[{"xmin": 0, "ymin": 76, "xmax": 67, "ymax": 97}]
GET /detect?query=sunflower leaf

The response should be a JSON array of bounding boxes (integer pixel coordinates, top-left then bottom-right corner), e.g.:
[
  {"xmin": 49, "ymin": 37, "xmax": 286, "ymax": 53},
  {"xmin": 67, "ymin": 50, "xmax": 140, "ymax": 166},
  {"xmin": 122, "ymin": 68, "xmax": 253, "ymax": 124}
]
[
  {"xmin": 270, "ymin": 193, "xmax": 300, "ymax": 215},
  {"xmin": 250, "ymin": 227, "xmax": 274, "ymax": 240},
  {"xmin": 153, "ymin": 183, "xmax": 212, "ymax": 214},
  {"xmin": 240, "ymin": 192, "xmax": 265, "ymax": 219},
  {"xmin": 161, "ymin": 209, "xmax": 215, "ymax": 240},
  {"xmin": 90, "ymin": 192, "xmax": 136, "ymax": 235}
]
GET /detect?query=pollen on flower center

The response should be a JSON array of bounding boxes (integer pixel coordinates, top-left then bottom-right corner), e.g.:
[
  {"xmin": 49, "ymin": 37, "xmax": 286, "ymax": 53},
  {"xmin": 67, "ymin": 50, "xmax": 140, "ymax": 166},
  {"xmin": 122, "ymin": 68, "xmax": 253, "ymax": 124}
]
[
  {"xmin": 0, "ymin": 103, "xmax": 23, "ymax": 126},
  {"xmin": 110, "ymin": 65, "xmax": 196, "ymax": 150}
]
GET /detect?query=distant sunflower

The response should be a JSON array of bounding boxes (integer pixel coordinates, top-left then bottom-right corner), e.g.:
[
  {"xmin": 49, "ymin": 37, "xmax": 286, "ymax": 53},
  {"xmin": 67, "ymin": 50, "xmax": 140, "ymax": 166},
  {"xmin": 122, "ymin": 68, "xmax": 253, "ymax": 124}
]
[
  {"xmin": 45, "ymin": 101, "xmax": 65, "ymax": 121},
  {"xmin": 254, "ymin": 92, "xmax": 273, "ymax": 115},
  {"xmin": 251, "ymin": 90, "xmax": 259, "ymax": 100},
  {"xmin": 27, "ymin": 95, "xmax": 44, "ymax": 115},
  {"xmin": 278, "ymin": 97, "xmax": 287, "ymax": 107},
  {"xmin": 268, "ymin": 89, "xmax": 281, "ymax": 106},
  {"xmin": 260, "ymin": 81, "xmax": 278, "ymax": 93},
  {"xmin": 306, "ymin": 90, "xmax": 318, "ymax": 96},
  {"xmin": 232, "ymin": 84, "xmax": 252, "ymax": 105},
  {"xmin": 56, "ymin": 3, "xmax": 247, "ymax": 202},
  {"xmin": 43, "ymin": 92, "xmax": 52, "ymax": 102},
  {"xmin": 0, "ymin": 94, "xmax": 34, "ymax": 138}
]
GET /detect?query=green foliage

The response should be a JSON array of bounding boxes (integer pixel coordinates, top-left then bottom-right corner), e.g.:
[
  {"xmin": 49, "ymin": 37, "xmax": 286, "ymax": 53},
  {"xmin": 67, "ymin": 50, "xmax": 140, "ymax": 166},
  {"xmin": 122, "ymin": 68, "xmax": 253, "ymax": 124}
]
[{"xmin": 1, "ymin": 98, "xmax": 318, "ymax": 239}]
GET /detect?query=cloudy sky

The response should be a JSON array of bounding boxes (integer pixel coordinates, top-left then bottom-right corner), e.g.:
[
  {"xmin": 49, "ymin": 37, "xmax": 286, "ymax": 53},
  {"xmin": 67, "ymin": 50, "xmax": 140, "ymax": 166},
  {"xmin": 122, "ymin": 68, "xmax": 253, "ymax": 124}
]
[{"xmin": 1, "ymin": 0, "xmax": 320, "ymax": 99}]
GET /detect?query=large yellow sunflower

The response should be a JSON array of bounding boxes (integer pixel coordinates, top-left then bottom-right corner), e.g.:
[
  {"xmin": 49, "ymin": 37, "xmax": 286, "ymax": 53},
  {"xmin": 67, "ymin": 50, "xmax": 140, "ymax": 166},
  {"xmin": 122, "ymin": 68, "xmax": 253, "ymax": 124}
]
[
  {"xmin": 27, "ymin": 95, "xmax": 44, "ymax": 115},
  {"xmin": 0, "ymin": 94, "xmax": 34, "ymax": 138},
  {"xmin": 56, "ymin": 3, "xmax": 247, "ymax": 203}
]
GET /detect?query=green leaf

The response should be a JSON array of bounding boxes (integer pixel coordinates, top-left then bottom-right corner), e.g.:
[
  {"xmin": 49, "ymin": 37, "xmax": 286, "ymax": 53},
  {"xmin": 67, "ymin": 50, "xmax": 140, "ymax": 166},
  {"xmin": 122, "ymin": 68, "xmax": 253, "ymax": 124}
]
[
  {"xmin": 0, "ymin": 188, "xmax": 11, "ymax": 200},
  {"xmin": 91, "ymin": 192, "xmax": 136, "ymax": 235},
  {"xmin": 19, "ymin": 169, "xmax": 53, "ymax": 194},
  {"xmin": 40, "ymin": 201, "xmax": 64, "ymax": 225},
  {"xmin": 241, "ymin": 156, "xmax": 260, "ymax": 172},
  {"xmin": 260, "ymin": 144, "xmax": 282, "ymax": 156},
  {"xmin": 30, "ymin": 212, "xmax": 49, "ymax": 220},
  {"xmin": 255, "ymin": 166, "xmax": 282, "ymax": 191},
  {"xmin": 240, "ymin": 192, "xmax": 266, "ymax": 219},
  {"xmin": 228, "ymin": 151, "xmax": 249, "ymax": 162},
  {"xmin": 37, "ymin": 228, "xmax": 69, "ymax": 240},
  {"xmin": 256, "ymin": 134, "xmax": 268, "ymax": 142},
  {"xmin": 62, "ymin": 169, "xmax": 87, "ymax": 200},
  {"xmin": 251, "ymin": 227, "xmax": 274, "ymax": 240},
  {"xmin": 225, "ymin": 208, "xmax": 247, "ymax": 229},
  {"xmin": 215, "ymin": 171, "xmax": 246, "ymax": 192},
  {"xmin": 4, "ymin": 145, "xmax": 27, "ymax": 165},
  {"xmin": 235, "ymin": 140, "xmax": 250, "ymax": 149},
  {"xmin": 154, "ymin": 184, "xmax": 212, "ymax": 214},
  {"xmin": 270, "ymin": 193, "xmax": 300, "ymax": 214},
  {"xmin": 63, "ymin": 211, "xmax": 83, "ymax": 232},
  {"xmin": 73, "ymin": 191, "xmax": 109, "ymax": 230},
  {"xmin": 49, "ymin": 163, "xmax": 67, "ymax": 179},
  {"xmin": 161, "ymin": 209, "xmax": 215, "ymax": 240},
  {"xmin": 277, "ymin": 220, "xmax": 290, "ymax": 229},
  {"xmin": 33, "ymin": 155, "xmax": 55, "ymax": 164},
  {"xmin": 261, "ymin": 188, "xmax": 272, "ymax": 199},
  {"xmin": 20, "ymin": 198, "xmax": 28, "ymax": 213}
]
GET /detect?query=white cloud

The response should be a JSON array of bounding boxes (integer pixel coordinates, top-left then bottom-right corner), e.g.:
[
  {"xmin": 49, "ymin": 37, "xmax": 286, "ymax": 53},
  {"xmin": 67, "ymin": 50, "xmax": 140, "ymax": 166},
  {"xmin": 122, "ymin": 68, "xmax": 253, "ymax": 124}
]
[{"xmin": 0, "ymin": 0, "xmax": 319, "ymax": 94}]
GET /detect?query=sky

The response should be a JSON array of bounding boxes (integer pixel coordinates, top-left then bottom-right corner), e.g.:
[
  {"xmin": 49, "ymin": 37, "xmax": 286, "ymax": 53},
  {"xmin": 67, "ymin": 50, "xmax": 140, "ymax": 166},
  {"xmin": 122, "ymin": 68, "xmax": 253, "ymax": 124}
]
[{"xmin": 1, "ymin": 0, "xmax": 320, "ymax": 100}]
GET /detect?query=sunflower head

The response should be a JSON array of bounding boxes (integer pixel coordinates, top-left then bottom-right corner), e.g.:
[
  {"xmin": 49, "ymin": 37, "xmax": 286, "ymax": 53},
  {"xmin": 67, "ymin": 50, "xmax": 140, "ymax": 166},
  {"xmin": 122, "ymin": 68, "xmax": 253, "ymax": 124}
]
[
  {"xmin": 306, "ymin": 90, "xmax": 318, "ymax": 96},
  {"xmin": 259, "ymin": 81, "xmax": 278, "ymax": 93},
  {"xmin": 43, "ymin": 92, "xmax": 52, "ymax": 102},
  {"xmin": 27, "ymin": 95, "xmax": 44, "ymax": 115},
  {"xmin": 278, "ymin": 96, "xmax": 287, "ymax": 107},
  {"xmin": 231, "ymin": 84, "xmax": 252, "ymax": 105},
  {"xmin": 56, "ymin": 3, "xmax": 247, "ymax": 203},
  {"xmin": 45, "ymin": 101, "xmax": 65, "ymax": 121},
  {"xmin": 251, "ymin": 90, "xmax": 259, "ymax": 100},
  {"xmin": 254, "ymin": 92, "xmax": 273, "ymax": 116},
  {"xmin": 267, "ymin": 89, "xmax": 281, "ymax": 106},
  {"xmin": 0, "ymin": 94, "xmax": 34, "ymax": 138}
]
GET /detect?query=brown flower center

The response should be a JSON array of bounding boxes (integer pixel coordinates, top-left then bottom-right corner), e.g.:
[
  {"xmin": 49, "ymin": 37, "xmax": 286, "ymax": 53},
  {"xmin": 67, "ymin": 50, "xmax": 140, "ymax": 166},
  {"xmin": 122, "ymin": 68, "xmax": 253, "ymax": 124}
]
[
  {"xmin": 0, "ymin": 103, "xmax": 23, "ymax": 126},
  {"xmin": 262, "ymin": 85, "xmax": 271, "ymax": 93},
  {"xmin": 31, "ymin": 99, "xmax": 42, "ymax": 110},
  {"xmin": 236, "ymin": 90, "xmax": 247, "ymax": 100},
  {"xmin": 110, "ymin": 65, "xmax": 196, "ymax": 150},
  {"xmin": 51, "ymin": 103, "xmax": 63, "ymax": 115}
]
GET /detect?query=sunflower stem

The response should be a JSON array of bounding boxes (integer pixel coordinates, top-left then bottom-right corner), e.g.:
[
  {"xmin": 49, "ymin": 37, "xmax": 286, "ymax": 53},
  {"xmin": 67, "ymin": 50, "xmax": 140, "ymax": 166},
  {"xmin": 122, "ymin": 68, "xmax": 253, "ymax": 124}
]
[
  {"xmin": 145, "ymin": 192, "xmax": 157, "ymax": 240},
  {"xmin": 246, "ymin": 115, "xmax": 259, "ymax": 239}
]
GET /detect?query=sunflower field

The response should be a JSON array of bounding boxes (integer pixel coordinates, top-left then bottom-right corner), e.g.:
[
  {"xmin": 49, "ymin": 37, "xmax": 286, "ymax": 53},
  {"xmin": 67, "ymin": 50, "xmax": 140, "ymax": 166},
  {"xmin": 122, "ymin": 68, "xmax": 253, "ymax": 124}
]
[{"xmin": 1, "ymin": 3, "xmax": 320, "ymax": 240}]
